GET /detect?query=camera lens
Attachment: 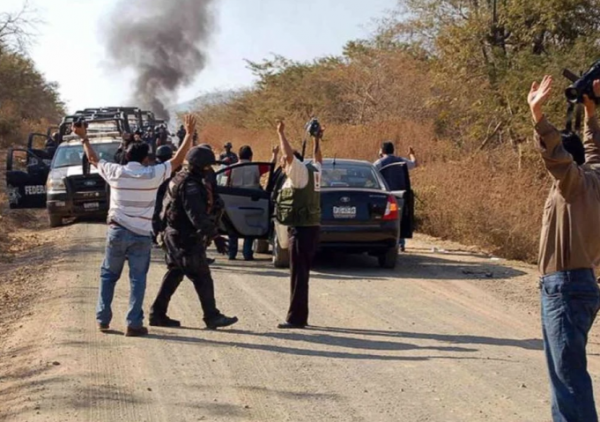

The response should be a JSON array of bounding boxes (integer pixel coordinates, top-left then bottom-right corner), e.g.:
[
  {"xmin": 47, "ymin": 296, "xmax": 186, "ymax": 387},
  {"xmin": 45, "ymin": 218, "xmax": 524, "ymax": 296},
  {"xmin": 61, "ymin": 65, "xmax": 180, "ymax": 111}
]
[{"xmin": 565, "ymin": 87, "xmax": 580, "ymax": 103}]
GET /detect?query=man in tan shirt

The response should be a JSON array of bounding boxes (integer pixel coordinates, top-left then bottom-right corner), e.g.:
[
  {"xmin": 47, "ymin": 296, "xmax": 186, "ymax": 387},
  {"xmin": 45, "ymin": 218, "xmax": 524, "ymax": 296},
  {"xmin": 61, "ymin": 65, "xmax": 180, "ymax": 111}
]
[{"xmin": 530, "ymin": 75, "xmax": 600, "ymax": 422}]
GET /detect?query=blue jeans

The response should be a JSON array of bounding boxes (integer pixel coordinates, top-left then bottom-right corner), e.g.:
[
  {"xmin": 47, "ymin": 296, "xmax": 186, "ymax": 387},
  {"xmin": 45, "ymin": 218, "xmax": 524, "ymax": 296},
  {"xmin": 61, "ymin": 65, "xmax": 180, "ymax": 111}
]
[
  {"xmin": 228, "ymin": 235, "xmax": 254, "ymax": 260},
  {"xmin": 541, "ymin": 268, "xmax": 600, "ymax": 422},
  {"xmin": 97, "ymin": 225, "xmax": 152, "ymax": 328}
]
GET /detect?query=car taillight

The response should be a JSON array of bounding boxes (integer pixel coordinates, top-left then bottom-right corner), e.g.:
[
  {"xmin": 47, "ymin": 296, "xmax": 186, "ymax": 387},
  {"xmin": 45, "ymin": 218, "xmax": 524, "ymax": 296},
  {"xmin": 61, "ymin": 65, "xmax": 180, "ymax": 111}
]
[{"xmin": 383, "ymin": 195, "xmax": 399, "ymax": 221}]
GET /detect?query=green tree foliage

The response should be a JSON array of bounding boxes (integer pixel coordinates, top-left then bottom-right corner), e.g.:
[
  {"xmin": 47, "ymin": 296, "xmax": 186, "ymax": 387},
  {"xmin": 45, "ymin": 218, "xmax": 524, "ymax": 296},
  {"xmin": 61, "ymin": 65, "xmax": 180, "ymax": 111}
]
[
  {"xmin": 397, "ymin": 0, "xmax": 600, "ymax": 146},
  {"xmin": 0, "ymin": 2, "xmax": 64, "ymax": 147}
]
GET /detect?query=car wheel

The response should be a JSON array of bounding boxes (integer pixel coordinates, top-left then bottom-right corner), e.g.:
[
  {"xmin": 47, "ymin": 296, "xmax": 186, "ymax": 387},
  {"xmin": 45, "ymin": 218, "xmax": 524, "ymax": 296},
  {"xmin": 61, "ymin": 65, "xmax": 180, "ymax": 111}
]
[
  {"xmin": 48, "ymin": 214, "xmax": 63, "ymax": 228},
  {"xmin": 378, "ymin": 246, "xmax": 398, "ymax": 269},
  {"xmin": 255, "ymin": 239, "xmax": 269, "ymax": 254},
  {"xmin": 273, "ymin": 235, "xmax": 290, "ymax": 269}
]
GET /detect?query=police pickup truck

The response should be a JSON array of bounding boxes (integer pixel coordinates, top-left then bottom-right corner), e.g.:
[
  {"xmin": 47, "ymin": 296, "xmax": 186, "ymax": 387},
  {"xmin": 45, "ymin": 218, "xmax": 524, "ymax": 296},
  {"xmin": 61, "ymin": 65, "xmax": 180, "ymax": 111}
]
[{"xmin": 7, "ymin": 131, "xmax": 121, "ymax": 227}]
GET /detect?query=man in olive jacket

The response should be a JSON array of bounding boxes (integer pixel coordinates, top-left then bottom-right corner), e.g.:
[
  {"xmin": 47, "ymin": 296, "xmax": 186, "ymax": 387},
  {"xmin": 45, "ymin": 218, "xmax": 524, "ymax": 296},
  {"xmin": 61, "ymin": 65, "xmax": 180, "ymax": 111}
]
[{"xmin": 275, "ymin": 121, "xmax": 323, "ymax": 329}]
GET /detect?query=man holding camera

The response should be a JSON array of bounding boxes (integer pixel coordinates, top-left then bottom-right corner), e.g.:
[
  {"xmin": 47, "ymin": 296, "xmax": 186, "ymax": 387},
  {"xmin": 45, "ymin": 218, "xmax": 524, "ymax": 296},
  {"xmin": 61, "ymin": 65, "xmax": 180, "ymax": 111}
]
[
  {"xmin": 73, "ymin": 115, "xmax": 196, "ymax": 337},
  {"xmin": 275, "ymin": 120, "xmax": 322, "ymax": 329},
  {"xmin": 529, "ymin": 75, "xmax": 600, "ymax": 421}
]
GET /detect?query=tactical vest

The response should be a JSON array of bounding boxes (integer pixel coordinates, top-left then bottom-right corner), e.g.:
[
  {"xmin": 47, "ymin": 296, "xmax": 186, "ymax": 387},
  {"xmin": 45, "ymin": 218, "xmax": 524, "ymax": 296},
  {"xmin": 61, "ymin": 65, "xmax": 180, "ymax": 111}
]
[
  {"xmin": 276, "ymin": 163, "xmax": 321, "ymax": 227},
  {"xmin": 160, "ymin": 170, "xmax": 213, "ymax": 234}
]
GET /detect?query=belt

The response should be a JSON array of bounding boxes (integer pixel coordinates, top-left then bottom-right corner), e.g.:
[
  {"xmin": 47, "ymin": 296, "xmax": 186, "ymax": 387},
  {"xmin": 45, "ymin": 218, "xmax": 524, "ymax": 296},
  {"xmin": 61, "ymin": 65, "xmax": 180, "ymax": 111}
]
[{"xmin": 109, "ymin": 220, "xmax": 126, "ymax": 229}]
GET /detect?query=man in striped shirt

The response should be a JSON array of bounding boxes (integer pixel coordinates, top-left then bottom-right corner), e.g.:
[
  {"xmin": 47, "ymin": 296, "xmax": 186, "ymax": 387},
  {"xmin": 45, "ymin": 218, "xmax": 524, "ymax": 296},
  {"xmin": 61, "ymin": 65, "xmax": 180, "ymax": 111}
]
[{"xmin": 73, "ymin": 115, "xmax": 196, "ymax": 337}]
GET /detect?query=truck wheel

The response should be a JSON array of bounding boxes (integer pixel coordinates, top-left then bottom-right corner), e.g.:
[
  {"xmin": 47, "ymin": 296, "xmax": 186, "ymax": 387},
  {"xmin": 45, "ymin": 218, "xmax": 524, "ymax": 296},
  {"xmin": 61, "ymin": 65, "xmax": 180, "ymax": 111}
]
[
  {"xmin": 49, "ymin": 214, "xmax": 63, "ymax": 228},
  {"xmin": 255, "ymin": 239, "xmax": 269, "ymax": 254},
  {"xmin": 378, "ymin": 246, "xmax": 398, "ymax": 269},
  {"xmin": 273, "ymin": 235, "xmax": 290, "ymax": 269}
]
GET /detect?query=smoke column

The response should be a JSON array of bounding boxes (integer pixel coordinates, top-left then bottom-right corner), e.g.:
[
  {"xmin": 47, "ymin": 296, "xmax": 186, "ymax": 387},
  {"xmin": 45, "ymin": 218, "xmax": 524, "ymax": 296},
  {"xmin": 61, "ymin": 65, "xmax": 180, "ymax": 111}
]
[{"xmin": 104, "ymin": 0, "xmax": 216, "ymax": 120}]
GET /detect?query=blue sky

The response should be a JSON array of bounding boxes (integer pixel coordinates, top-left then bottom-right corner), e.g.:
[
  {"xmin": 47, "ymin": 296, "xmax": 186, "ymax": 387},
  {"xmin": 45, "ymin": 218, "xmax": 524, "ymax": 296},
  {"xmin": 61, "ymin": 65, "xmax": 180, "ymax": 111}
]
[{"xmin": 1, "ymin": 0, "xmax": 398, "ymax": 113}]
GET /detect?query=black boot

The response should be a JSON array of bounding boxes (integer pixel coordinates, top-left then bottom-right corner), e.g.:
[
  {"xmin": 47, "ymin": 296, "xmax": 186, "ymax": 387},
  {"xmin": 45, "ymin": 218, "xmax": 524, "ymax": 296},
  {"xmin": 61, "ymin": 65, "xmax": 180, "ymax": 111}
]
[
  {"xmin": 205, "ymin": 315, "xmax": 238, "ymax": 329},
  {"xmin": 149, "ymin": 315, "xmax": 181, "ymax": 327}
]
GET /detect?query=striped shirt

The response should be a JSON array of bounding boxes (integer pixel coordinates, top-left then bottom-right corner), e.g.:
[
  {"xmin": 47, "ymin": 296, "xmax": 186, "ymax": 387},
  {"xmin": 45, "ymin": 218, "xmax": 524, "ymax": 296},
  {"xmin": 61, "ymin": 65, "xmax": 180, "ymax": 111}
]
[{"xmin": 97, "ymin": 160, "xmax": 172, "ymax": 236}]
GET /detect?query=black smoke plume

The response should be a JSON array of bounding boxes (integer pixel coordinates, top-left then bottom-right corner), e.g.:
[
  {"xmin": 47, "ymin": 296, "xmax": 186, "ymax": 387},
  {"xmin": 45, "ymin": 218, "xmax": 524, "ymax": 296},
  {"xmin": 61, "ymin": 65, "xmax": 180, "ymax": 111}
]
[{"xmin": 104, "ymin": 0, "xmax": 216, "ymax": 120}]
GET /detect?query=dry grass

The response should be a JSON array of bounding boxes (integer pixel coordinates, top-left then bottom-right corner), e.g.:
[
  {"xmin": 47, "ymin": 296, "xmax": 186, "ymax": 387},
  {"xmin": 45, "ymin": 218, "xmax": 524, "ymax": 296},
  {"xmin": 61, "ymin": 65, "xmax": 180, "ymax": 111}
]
[{"xmin": 200, "ymin": 118, "xmax": 548, "ymax": 263}]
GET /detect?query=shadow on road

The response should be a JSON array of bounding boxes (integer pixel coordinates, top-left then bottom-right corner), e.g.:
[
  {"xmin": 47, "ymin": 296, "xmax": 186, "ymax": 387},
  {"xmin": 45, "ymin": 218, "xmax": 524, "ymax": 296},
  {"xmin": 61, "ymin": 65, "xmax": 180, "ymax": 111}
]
[
  {"xmin": 144, "ymin": 330, "xmax": 491, "ymax": 362},
  {"xmin": 305, "ymin": 326, "xmax": 543, "ymax": 351}
]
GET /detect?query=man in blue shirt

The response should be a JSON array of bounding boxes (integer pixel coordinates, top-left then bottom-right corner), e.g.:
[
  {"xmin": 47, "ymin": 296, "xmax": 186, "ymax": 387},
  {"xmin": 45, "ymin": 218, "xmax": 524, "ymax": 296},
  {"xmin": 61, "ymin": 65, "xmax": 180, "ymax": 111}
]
[{"xmin": 374, "ymin": 141, "xmax": 418, "ymax": 252}]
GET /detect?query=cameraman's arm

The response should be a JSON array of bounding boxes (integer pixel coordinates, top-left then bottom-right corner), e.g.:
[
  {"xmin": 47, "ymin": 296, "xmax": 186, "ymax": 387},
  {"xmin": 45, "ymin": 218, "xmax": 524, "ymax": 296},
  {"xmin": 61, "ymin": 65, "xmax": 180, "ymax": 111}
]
[
  {"xmin": 271, "ymin": 145, "xmax": 280, "ymax": 163},
  {"xmin": 535, "ymin": 117, "xmax": 584, "ymax": 199},
  {"xmin": 314, "ymin": 130, "xmax": 323, "ymax": 165},
  {"xmin": 277, "ymin": 121, "xmax": 294, "ymax": 165}
]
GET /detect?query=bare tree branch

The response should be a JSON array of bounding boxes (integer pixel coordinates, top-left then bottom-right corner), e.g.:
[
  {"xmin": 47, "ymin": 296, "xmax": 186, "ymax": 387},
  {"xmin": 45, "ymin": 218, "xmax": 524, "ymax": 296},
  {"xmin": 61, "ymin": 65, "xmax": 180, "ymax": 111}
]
[{"xmin": 0, "ymin": 0, "xmax": 41, "ymax": 53}]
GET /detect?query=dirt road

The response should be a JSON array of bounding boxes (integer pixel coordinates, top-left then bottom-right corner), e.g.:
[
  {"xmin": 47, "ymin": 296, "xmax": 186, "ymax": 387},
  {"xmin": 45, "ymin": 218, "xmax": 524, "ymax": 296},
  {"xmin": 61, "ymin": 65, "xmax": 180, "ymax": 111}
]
[{"xmin": 1, "ymin": 222, "xmax": 599, "ymax": 422}]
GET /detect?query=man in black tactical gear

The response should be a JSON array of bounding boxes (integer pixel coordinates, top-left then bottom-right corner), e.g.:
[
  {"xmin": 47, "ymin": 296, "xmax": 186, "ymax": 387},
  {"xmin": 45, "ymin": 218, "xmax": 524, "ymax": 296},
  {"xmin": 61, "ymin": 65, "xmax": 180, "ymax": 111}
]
[
  {"xmin": 149, "ymin": 146, "xmax": 238, "ymax": 329},
  {"xmin": 155, "ymin": 145, "xmax": 174, "ymax": 164}
]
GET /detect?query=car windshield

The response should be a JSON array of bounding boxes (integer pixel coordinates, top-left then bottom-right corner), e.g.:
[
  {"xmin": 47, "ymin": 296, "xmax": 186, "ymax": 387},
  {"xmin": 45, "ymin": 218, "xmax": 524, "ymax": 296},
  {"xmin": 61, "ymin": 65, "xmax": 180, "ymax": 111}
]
[
  {"xmin": 52, "ymin": 142, "xmax": 121, "ymax": 169},
  {"xmin": 321, "ymin": 162, "xmax": 382, "ymax": 189}
]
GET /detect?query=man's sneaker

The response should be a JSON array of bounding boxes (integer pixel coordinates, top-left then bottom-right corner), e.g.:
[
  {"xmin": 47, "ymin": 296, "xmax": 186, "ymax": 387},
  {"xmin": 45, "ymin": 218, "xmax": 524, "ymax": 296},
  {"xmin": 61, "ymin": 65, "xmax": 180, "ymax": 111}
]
[
  {"xmin": 125, "ymin": 326, "xmax": 149, "ymax": 337},
  {"xmin": 205, "ymin": 315, "xmax": 239, "ymax": 330},
  {"xmin": 207, "ymin": 257, "xmax": 216, "ymax": 265},
  {"xmin": 98, "ymin": 323, "xmax": 110, "ymax": 332},
  {"xmin": 149, "ymin": 316, "xmax": 181, "ymax": 327}
]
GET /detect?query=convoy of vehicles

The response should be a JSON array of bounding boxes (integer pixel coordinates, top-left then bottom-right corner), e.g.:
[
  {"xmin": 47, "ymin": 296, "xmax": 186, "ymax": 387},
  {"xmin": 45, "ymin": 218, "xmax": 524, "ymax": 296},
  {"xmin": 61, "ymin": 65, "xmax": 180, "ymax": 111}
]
[
  {"xmin": 6, "ymin": 110, "xmax": 414, "ymax": 268},
  {"xmin": 6, "ymin": 107, "xmax": 169, "ymax": 227}
]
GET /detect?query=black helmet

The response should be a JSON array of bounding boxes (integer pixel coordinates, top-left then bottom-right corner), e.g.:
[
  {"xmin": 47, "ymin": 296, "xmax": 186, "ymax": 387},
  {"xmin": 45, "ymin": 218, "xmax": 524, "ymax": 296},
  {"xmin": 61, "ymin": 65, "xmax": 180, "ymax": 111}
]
[
  {"xmin": 156, "ymin": 145, "xmax": 173, "ymax": 163},
  {"xmin": 185, "ymin": 146, "xmax": 216, "ymax": 171}
]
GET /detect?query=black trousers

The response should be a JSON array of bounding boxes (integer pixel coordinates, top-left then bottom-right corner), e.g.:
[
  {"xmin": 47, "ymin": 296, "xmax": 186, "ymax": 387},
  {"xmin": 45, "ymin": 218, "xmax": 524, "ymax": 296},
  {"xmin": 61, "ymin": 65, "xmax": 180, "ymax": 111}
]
[
  {"xmin": 150, "ymin": 232, "xmax": 220, "ymax": 323},
  {"xmin": 287, "ymin": 226, "xmax": 320, "ymax": 325}
]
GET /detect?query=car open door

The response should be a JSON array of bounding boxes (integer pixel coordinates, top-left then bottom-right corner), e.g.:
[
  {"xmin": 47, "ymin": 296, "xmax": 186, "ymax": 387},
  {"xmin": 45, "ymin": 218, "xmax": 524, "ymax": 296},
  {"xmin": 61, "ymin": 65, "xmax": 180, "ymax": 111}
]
[
  {"xmin": 215, "ymin": 162, "xmax": 275, "ymax": 238},
  {"xmin": 6, "ymin": 148, "xmax": 50, "ymax": 209},
  {"xmin": 379, "ymin": 162, "xmax": 414, "ymax": 239}
]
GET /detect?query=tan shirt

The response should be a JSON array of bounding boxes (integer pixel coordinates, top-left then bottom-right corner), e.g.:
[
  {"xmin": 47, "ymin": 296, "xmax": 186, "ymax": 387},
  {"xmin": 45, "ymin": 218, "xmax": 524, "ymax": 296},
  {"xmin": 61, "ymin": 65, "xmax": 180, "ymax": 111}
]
[{"xmin": 535, "ymin": 116, "xmax": 600, "ymax": 275}]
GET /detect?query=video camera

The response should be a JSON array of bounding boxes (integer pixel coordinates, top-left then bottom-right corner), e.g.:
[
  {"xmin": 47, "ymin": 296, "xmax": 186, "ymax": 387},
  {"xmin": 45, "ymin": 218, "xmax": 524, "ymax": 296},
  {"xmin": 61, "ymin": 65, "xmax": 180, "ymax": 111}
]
[
  {"xmin": 564, "ymin": 60, "xmax": 600, "ymax": 104},
  {"xmin": 305, "ymin": 118, "xmax": 322, "ymax": 138}
]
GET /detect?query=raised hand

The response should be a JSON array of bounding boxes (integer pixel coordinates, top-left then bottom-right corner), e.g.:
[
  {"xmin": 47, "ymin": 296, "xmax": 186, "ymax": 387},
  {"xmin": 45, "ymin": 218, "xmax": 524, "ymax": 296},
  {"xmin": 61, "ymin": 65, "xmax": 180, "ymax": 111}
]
[
  {"xmin": 528, "ymin": 75, "xmax": 553, "ymax": 123},
  {"xmin": 74, "ymin": 125, "xmax": 87, "ymax": 140},
  {"xmin": 184, "ymin": 114, "xmax": 197, "ymax": 135}
]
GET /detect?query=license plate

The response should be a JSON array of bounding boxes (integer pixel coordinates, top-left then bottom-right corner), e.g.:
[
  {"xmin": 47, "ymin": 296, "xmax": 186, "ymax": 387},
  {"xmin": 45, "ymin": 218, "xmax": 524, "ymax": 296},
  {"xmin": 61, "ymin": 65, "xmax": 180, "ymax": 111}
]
[
  {"xmin": 83, "ymin": 202, "xmax": 99, "ymax": 210},
  {"xmin": 333, "ymin": 206, "xmax": 356, "ymax": 219}
]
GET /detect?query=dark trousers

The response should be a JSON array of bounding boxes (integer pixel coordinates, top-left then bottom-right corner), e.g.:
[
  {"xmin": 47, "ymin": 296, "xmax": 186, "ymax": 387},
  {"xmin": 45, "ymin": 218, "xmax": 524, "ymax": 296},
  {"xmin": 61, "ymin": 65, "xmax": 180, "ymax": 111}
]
[
  {"xmin": 150, "ymin": 232, "xmax": 221, "ymax": 323},
  {"xmin": 286, "ymin": 226, "xmax": 320, "ymax": 325},
  {"xmin": 541, "ymin": 268, "xmax": 600, "ymax": 422},
  {"xmin": 228, "ymin": 235, "xmax": 255, "ymax": 260}
]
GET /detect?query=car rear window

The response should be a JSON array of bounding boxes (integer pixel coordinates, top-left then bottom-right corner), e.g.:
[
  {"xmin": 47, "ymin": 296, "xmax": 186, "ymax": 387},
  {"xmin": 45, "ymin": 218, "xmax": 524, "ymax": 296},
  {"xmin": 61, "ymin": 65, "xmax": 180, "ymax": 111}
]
[
  {"xmin": 52, "ymin": 142, "xmax": 121, "ymax": 169},
  {"xmin": 321, "ymin": 163, "xmax": 381, "ymax": 189}
]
